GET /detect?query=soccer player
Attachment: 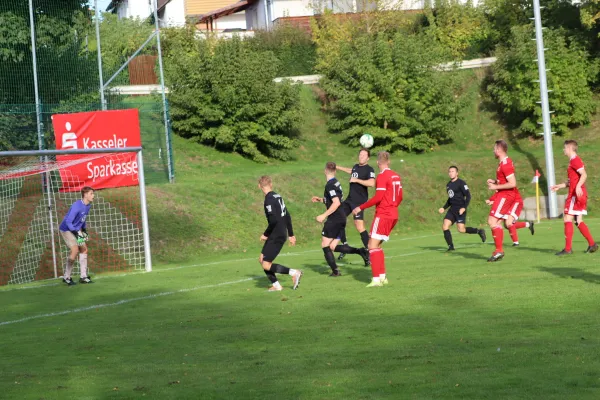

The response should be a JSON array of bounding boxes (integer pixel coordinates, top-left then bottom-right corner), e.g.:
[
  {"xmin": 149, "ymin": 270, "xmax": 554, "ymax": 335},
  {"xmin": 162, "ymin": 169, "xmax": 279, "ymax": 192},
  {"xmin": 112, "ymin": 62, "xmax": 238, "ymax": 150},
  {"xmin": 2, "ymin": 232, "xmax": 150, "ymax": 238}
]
[
  {"xmin": 335, "ymin": 148, "xmax": 376, "ymax": 260},
  {"xmin": 258, "ymin": 176, "xmax": 302, "ymax": 291},
  {"xmin": 486, "ymin": 140, "xmax": 518, "ymax": 262},
  {"xmin": 312, "ymin": 162, "xmax": 370, "ymax": 277},
  {"xmin": 352, "ymin": 152, "xmax": 402, "ymax": 287},
  {"xmin": 438, "ymin": 165, "xmax": 486, "ymax": 251},
  {"xmin": 58, "ymin": 186, "xmax": 95, "ymax": 285},
  {"xmin": 551, "ymin": 140, "xmax": 598, "ymax": 255},
  {"xmin": 487, "ymin": 189, "xmax": 534, "ymax": 246}
]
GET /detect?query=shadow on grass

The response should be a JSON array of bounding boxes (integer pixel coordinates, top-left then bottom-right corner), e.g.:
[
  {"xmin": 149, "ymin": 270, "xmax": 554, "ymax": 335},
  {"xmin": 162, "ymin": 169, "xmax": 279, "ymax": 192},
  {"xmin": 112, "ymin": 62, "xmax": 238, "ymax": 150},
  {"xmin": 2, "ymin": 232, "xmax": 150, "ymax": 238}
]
[
  {"xmin": 513, "ymin": 246, "xmax": 558, "ymax": 255},
  {"xmin": 538, "ymin": 267, "xmax": 600, "ymax": 284},
  {"xmin": 417, "ymin": 246, "xmax": 488, "ymax": 261}
]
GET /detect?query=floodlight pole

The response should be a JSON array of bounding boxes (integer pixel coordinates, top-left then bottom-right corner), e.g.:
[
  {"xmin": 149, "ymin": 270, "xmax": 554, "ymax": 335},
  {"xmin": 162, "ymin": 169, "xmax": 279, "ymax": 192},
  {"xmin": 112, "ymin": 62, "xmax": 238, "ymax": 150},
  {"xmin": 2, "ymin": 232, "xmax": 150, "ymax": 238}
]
[
  {"xmin": 28, "ymin": 0, "xmax": 43, "ymax": 151},
  {"xmin": 532, "ymin": 0, "xmax": 558, "ymax": 218},
  {"xmin": 94, "ymin": 0, "xmax": 107, "ymax": 110}
]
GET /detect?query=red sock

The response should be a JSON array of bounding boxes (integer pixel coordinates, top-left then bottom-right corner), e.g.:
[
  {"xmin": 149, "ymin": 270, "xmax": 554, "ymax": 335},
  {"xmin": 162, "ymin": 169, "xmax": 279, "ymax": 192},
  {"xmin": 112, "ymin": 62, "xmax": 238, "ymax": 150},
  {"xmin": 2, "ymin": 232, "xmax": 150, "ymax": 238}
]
[
  {"xmin": 508, "ymin": 225, "xmax": 518, "ymax": 243},
  {"xmin": 369, "ymin": 248, "xmax": 383, "ymax": 278},
  {"xmin": 577, "ymin": 222, "xmax": 595, "ymax": 246},
  {"xmin": 565, "ymin": 221, "xmax": 574, "ymax": 251},
  {"xmin": 492, "ymin": 226, "xmax": 504, "ymax": 252},
  {"xmin": 380, "ymin": 249, "xmax": 386, "ymax": 275},
  {"xmin": 514, "ymin": 221, "xmax": 527, "ymax": 229}
]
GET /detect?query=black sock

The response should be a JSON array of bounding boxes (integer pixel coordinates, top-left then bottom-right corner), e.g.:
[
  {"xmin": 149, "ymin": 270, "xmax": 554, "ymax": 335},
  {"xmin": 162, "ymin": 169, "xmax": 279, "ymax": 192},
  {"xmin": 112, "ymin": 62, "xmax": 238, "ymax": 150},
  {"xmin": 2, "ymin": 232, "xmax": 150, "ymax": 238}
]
[
  {"xmin": 466, "ymin": 227, "xmax": 478, "ymax": 234},
  {"xmin": 339, "ymin": 229, "xmax": 347, "ymax": 247},
  {"xmin": 264, "ymin": 270, "xmax": 277, "ymax": 284},
  {"xmin": 270, "ymin": 264, "xmax": 290, "ymax": 274},
  {"xmin": 334, "ymin": 244, "xmax": 360, "ymax": 254},
  {"xmin": 322, "ymin": 247, "xmax": 338, "ymax": 271},
  {"xmin": 360, "ymin": 230, "xmax": 369, "ymax": 247},
  {"xmin": 443, "ymin": 229, "xmax": 453, "ymax": 247}
]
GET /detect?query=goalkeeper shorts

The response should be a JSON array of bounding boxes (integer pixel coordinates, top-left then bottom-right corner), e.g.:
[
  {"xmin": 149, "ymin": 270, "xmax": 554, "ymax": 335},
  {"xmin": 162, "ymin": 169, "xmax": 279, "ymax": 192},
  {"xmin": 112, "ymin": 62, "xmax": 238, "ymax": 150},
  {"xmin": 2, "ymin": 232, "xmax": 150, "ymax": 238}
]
[{"xmin": 60, "ymin": 230, "xmax": 79, "ymax": 248}]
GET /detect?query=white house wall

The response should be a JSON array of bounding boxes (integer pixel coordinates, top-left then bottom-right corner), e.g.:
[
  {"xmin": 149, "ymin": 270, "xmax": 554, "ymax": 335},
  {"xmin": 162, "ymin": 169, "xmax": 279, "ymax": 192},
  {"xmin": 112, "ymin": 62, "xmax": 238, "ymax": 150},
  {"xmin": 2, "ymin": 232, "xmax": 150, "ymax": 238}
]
[
  {"xmin": 161, "ymin": 0, "xmax": 187, "ymax": 26},
  {"xmin": 271, "ymin": 0, "xmax": 314, "ymax": 19},
  {"xmin": 214, "ymin": 12, "xmax": 247, "ymax": 30}
]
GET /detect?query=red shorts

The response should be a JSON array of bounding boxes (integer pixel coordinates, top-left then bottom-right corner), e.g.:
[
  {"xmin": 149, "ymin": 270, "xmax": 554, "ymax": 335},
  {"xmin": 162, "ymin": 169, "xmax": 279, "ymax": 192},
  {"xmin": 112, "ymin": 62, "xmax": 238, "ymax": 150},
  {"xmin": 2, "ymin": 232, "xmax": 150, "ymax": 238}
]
[
  {"xmin": 489, "ymin": 194, "xmax": 516, "ymax": 219},
  {"xmin": 370, "ymin": 216, "xmax": 398, "ymax": 242},
  {"xmin": 565, "ymin": 192, "xmax": 587, "ymax": 216},
  {"xmin": 502, "ymin": 199, "xmax": 523, "ymax": 221}
]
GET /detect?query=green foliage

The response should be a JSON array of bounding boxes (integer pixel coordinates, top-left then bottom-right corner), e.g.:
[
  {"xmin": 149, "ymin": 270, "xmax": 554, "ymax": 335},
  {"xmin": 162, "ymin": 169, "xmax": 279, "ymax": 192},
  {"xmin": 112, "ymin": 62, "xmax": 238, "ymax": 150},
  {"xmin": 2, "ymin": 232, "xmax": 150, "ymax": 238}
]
[
  {"xmin": 319, "ymin": 32, "xmax": 466, "ymax": 153},
  {"xmin": 488, "ymin": 25, "xmax": 598, "ymax": 136},
  {"xmin": 0, "ymin": 108, "xmax": 37, "ymax": 151},
  {"xmin": 247, "ymin": 24, "xmax": 316, "ymax": 76},
  {"xmin": 162, "ymin": 30, "xmax": 303, "ymax": 162},
  {"xmin": 423, "ymin": 0, "xmax": 494, "ymax": 59},
  {"xmin": 0, "ymin": 1, "xmax": 96, "ymax": 105}
]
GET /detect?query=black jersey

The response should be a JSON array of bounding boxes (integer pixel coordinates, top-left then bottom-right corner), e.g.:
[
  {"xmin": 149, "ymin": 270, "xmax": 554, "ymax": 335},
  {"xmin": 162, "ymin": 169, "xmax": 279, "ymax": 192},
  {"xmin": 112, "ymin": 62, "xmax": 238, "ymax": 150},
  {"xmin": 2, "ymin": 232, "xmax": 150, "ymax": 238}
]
[
  {"xmin": 442, "ymin": 178, "xmax": 471, "ymax": 209},
  {"xmin": 346, "ymin": 163, "xmax": 375, "ymax": 208},
  {"xmin": 323, "ymin": 178, "xmax": 346, "ymax": 222},
  {"xmin": 263, "ymin": 191, "xmax": 294, "ymax": 239}
]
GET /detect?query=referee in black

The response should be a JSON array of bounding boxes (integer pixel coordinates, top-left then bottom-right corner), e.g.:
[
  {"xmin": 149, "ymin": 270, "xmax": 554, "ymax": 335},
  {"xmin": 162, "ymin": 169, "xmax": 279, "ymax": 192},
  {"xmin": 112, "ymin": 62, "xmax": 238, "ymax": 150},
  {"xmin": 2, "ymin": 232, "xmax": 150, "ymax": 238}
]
[{"xmin": 439, "ymin": 166, "xmax": 486, "ymax": 251}]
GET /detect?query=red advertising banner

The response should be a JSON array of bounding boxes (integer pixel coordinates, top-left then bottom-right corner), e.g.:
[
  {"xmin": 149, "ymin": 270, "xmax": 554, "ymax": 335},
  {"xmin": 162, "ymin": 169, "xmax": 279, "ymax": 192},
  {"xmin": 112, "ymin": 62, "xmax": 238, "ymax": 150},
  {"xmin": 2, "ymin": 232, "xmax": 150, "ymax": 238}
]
[{"xmin": 52, "ymin": 109, "xmax": 141, "ymax": 191}]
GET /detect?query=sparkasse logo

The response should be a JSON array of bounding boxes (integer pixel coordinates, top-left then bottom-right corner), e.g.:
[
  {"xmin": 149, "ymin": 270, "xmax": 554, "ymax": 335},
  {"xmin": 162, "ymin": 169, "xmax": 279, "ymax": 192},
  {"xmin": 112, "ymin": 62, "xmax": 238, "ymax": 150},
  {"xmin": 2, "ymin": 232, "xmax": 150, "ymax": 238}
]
[{"xmin": 62, "ymin": 122, "xmax": 78, "ymax": 150}]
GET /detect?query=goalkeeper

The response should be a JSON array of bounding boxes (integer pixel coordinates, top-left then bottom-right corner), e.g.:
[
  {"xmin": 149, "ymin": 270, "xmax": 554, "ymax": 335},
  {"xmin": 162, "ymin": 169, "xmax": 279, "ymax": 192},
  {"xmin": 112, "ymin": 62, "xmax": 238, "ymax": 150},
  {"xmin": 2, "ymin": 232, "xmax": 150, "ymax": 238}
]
[{"xmin": 59, "ymin": 186, "xmax": 95, "ymax": 285}]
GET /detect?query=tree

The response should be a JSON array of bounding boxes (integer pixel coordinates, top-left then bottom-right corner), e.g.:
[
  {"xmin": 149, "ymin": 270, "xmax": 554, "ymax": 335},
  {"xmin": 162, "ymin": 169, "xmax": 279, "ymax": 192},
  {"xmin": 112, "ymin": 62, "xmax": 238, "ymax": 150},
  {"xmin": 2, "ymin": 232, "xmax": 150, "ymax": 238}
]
[
  {"xmin": 162, "ymin": 30, "xmax": 303, "ymax": 162},
  {"xmin": 320, "ymin": 32, "xmax": 466, "ymax": 153},
  {"xmin": 488, "ymin": 25, "xmax": 598, "ymax": 136}
]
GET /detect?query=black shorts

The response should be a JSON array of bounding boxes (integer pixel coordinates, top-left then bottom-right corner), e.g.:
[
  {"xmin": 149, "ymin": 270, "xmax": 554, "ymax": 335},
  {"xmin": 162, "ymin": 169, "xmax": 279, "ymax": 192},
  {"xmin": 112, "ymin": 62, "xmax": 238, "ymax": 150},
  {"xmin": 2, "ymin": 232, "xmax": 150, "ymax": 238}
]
[
  {"xmin": 322, "ymin": 219, "xmax": 346, "ymax": 239},
  {"xmin": 261, "ymin": 238, "xmax": 285, "ymax": 262},
  {"xmin": 444, "ymin": 208, "xmax": 467, "ymax": 225},
  {"xmin": 342, "ymin": 201, "xmax": 364, "ymax": 221}
]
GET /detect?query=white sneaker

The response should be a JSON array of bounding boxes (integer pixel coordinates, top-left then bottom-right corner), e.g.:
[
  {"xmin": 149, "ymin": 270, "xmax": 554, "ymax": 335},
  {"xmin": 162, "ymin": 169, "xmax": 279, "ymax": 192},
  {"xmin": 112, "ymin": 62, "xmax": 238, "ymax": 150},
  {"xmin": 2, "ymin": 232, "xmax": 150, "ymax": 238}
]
[
  {"xmin": 268, "ymin": 285, "xmax": 283, "ymax": 292},
  {"xmin": 292, "ymin": 270, "xmax": 303, "ymax": 290}
]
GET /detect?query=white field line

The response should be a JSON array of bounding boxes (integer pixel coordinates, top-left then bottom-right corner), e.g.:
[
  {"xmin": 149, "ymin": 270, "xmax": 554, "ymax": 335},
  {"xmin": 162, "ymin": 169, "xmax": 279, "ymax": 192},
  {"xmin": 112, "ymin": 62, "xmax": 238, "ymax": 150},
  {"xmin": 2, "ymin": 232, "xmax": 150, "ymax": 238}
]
[
  {"xmin": 0, "ymin": 277, "xmax": 259, "ymax": 326},
  {"xmin": 1, "ymin": 234, "xmax": 442, "ymax": 292}
]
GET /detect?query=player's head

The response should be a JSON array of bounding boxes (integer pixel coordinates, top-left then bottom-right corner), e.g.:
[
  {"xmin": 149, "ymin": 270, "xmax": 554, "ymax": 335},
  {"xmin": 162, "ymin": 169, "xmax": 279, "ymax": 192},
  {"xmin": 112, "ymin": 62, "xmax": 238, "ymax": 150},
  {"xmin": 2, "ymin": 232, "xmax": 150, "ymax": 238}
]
[
  {"xmin": 358, "ymin": 148, "xmax": 370, "ymax": 165},
  {"xmin": 325, "ymin": 162, "xmax": 337, "ymax": 176},
  {"xmin": 448, "ymin": 166, "xmax": 458, "ymax": 180},
  {"xmin": 257, "ymin": 175, "xmax": 272, "ymax": 194},
  {"xmin": 563, "ymin": 140, "xmax": 578, "ymax": 157},
  {"xmin": 376, "ymin": 151, "xmax": 390, "ymax": 170},
  {"xmin": 81, "ymin": 186, "xmax": 95, "ymax": 203},
  {"xmin": 493, "ymin": 140, "xmax": 508, "ymax": 159}
]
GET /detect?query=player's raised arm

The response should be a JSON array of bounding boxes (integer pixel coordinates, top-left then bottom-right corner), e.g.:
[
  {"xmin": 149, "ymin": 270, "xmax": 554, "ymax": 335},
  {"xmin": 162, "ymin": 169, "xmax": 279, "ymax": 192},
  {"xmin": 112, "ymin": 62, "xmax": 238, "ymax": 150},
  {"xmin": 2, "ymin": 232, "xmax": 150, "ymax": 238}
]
[
  {"xmin": 350, "ymin": 176, "xmax": 376, "ymax": 187},
  {"xmin": 336, "ymin": 166, "xmax": 352, "ymax": 174}
]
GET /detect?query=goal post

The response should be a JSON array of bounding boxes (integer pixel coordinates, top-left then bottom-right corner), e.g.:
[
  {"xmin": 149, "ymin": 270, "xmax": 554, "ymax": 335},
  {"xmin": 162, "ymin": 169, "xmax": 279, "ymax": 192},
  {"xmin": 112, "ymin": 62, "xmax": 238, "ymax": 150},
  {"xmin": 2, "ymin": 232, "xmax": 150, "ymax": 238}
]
[{"xmin": 0, "ymin": 147, "xmax": 151, "ymax": 286}]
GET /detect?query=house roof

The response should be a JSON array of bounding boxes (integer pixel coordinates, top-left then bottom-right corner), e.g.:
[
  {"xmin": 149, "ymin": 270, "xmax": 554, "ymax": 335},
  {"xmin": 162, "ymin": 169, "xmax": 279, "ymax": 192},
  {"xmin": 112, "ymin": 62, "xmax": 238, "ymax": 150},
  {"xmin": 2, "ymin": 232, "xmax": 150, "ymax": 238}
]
[{"xmin": 189, "ymin": 0, "xmax": 257, "ymax": 24}]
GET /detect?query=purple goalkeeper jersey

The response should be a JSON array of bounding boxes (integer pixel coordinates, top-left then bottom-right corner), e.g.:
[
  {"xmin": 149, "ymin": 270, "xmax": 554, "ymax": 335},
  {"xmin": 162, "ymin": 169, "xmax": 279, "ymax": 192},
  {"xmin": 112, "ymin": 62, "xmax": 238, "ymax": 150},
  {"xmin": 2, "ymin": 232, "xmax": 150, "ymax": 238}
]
[{"xmin": 59, "ymin": 200, "xmax": 92, "ymax": 232}]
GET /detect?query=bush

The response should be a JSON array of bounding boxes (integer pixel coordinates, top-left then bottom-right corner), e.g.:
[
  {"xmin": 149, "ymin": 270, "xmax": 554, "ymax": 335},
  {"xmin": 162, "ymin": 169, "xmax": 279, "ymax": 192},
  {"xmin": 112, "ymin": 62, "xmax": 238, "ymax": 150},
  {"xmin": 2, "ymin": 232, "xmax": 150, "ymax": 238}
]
[
  {"xmin": 163, "ymin": 30, "xmax": 303, "ymax": 162},
  {"xmin": 423, "ymin": 0, "xmax": 494, "ymax": 59},
  {"xmin": 488, "ymin": 25, "xmax": 598, "ymax": 135},
  {"xmin": 319, "ymin": 32, "xmax": 466, "ymax": 153},
  {"xmin": 247, "ymin": 24, "xmax": 316, "ymax": 76}
]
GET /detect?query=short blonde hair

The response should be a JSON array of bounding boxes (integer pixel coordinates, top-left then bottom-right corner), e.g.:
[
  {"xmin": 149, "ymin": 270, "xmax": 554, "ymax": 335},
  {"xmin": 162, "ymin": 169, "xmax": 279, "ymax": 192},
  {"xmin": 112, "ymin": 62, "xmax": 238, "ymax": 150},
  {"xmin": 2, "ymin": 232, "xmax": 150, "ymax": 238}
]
[
  {"xmin": 258, "ymin": 176, "xmax": 272, "ymax": 188},
  {"xmin": 564, "ymin": 140, "xmax": 578, "ymax": 152},
  {"xmin": 377, "ymin": 151, "xmax": 390, "ymax": 164}
]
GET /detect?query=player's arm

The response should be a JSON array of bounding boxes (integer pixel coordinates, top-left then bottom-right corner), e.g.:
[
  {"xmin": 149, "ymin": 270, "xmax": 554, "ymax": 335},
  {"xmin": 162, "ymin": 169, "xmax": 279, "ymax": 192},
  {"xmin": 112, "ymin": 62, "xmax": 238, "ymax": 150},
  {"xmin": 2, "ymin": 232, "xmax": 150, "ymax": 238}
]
[
  {"xmin": 359, "ymin": 186, "xmax": 385, "ymax": 210},
  {"xmin": 336, "ymin": 166, "xmax": 352, "ymax": 174},
  {"xmin": 285, "ymin": 212, "xmax": 294, "ymax": 237},
  {"xmin": 320, "ymin": 197, "xmax": 341, "ymax": 218},
  {"xmin": 576, "ymin": 168, "xmax": 587, "ymax": 189},
  {"xmin": 350, "ymin": 177, "xmax": 375, "ymax": 187},
  {"xmin": 492, "ymin": 174, "xmax": 516, "ymax": 190},
  {"xmin": 263, "ymin": 199, "xmax": 278, "ymax": 237},
  {"xmin": 462, "ymin": 183, "xmax": 471, "ymax": 208},
  {"xmin": 441, "ymin": 198, "xmax": 450, "ymax": 210}
]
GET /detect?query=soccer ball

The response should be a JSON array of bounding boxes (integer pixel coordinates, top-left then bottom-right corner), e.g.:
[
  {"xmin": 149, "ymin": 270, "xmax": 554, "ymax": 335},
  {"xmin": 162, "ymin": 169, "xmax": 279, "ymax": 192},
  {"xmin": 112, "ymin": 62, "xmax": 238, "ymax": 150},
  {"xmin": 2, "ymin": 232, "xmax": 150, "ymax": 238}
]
[{"xmin": 359, "ymin": 134, "xmax": 374, "ymax": 149}]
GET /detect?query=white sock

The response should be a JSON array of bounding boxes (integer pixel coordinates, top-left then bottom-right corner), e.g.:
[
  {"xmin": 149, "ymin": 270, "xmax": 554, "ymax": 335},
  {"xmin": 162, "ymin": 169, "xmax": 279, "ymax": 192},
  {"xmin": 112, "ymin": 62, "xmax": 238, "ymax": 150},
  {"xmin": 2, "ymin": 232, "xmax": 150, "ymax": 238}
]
[
  {"xmin": 379, "ymin": 274, "xmax": 386, "ymax": 280},
  {"xmin": 273, "ymin": 281, "xmax": 282, "ymax": 288},
  {"xmin": 514, "ymin": 241, "xmax": 519, "ymax": 245},
  {"xmin": 525, "ymin": 222, "xmax": 530, "ymax": 228},
  {"xmin": 372, "ymin": 277, "xmax": 380, "ymax": 283},
  {"xmin": 289, "ymin": 269, "xmax": 297, "ymax": 276}
]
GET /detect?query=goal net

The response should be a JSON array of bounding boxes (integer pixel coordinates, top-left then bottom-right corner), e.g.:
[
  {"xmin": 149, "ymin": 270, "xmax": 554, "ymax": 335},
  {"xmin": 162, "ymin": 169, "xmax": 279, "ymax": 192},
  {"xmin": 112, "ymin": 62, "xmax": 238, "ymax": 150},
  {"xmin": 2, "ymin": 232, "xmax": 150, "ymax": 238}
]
[{"xmin": 0, "ymin": 149, "xmax": 151, "ymax": 286}]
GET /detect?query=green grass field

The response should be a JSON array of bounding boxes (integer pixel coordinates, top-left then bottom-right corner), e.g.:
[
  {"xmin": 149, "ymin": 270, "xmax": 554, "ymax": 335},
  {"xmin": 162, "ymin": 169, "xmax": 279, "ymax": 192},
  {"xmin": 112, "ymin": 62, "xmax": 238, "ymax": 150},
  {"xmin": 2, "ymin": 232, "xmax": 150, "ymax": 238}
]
[
  {"xmin": 2, "ymin": 70, "xmax": 600, "ymax": 399},
  {"xmin": 2, "ymin": 219, "xmax": 600, "ymax": 399}
]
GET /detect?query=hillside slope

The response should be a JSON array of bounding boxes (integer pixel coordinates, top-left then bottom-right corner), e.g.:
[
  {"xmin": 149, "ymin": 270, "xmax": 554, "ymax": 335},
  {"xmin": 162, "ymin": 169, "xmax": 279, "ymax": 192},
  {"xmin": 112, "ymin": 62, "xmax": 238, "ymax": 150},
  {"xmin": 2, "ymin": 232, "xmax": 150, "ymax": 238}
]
[{"xmin": 146, "ymin": 70, "xmax": 600, "ymax": 264}]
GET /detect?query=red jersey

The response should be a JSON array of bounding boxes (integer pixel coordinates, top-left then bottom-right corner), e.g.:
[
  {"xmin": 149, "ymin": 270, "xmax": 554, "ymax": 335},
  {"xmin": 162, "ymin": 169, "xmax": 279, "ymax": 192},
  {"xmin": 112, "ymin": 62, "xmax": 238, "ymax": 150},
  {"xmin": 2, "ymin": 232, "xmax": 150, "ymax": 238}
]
[
  {"xmin": 359, "ymin": 168, "xmax": 402, "ymax": 219},
  {"xmin": 496, "ymin": 157, "xmax": 517, "ymax": 194},
  {"xmin": 489, "ymin": 188, "xmax": 521, "ymax": 203},
  {"xmin": 567, "ymin": 155, "xmax": 586, "ymax": 196}
]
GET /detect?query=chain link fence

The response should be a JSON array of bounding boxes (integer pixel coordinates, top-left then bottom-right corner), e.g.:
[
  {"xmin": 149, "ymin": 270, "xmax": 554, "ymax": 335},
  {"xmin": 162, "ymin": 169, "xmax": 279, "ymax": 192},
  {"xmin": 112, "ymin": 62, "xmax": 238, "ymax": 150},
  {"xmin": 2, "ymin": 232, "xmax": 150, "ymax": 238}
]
[{"xmin": 0, "ymin": 0, "xmax": 174, "ymax": 184}]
